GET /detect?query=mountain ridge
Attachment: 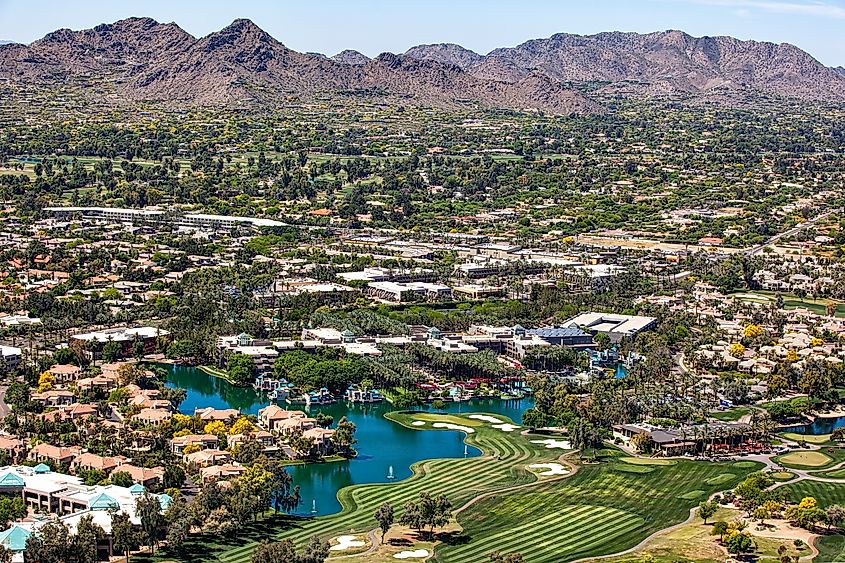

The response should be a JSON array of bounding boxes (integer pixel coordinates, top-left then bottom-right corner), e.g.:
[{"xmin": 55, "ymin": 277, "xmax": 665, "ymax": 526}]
[{"xmin": 1, "ymin": 18, "xmax": 843, "ymax": 112}]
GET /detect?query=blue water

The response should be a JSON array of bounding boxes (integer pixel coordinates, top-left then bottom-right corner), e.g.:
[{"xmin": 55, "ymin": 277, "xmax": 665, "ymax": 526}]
[
  {"xmin": 161, "ymin": 364, "xmax": 533, "ymax": 515},
  {"xmin": 781, "ymin": 416, "xmax": 845, "ymax": 435}
]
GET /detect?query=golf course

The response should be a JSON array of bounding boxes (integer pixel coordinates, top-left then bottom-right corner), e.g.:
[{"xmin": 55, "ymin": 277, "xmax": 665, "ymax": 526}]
[{"xmin": 165, "ymin": 410, "xmax": 765, "ymax": 563}]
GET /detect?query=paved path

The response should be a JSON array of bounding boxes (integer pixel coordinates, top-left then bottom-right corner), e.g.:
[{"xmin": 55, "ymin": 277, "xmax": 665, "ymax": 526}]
[{"xmin": 0, "ymin": 385, "xmax": 9, "ymax": 418}]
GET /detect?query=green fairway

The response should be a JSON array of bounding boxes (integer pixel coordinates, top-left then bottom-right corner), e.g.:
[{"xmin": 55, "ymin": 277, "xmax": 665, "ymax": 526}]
[
  {"xmin": 815, "ymin": 534, "xmax": 845, "ymax": 563},
  {"xmin": 781, "ymin": 481, "xmax": 845, "ymax": 505},
  {"xmin": 441, "ymin": 459, "xmax": 760, "ymax": 562},
  {"xmin": 148, "ymin": 411, "xmax": 763, "ymax": 563}
]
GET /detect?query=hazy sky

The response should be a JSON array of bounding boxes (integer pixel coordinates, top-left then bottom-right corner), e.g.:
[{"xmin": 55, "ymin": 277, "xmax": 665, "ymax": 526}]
[{"xmin": 1, "ymin": 0, "xmax": 844, "ymax": 66}]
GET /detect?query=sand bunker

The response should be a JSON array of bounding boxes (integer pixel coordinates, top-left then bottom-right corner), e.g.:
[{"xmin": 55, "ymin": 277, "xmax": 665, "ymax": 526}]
[
  {"xmin": 528, "ymin": 463, "xmax": 568, "ymax": 476},
  {"xmin": 468, "ymin": 414, "xmax": 504, "ymax": 423},
  {"xmin": 492, "ymin": 423, "xmax": 520, "ymax": 431},
  {"xmin": 531, "ymin": 438, "xmax": 571, "ymax": 449},
  {"xmin": 394, "ymin": 549, "xmax": 430, "ymax": 559},
  {"xmin": 411, "ymin": 421, "xmax": 426, "ymax": 426},
  {"xmin": 432, "ymin": 422, "xmax": 475, "ymax": 433},
  {"xmin": 329, "ymin": 535, "xmax": 365, "ymax": 551}
]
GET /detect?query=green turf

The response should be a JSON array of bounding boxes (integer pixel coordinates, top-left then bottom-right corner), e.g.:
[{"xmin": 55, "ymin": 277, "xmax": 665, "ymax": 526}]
[
  {"xmin": 146, "ymin": 411, "xmax": 763, "ymax": 563},
  {"xmin": 815, "ymin": 534, "xmax": 845, "ymax": 562},
  {"xmin": 780, "ymin": 481, "xmax": 845, "ymax": 505},
  {"xmin": 709, "ymin": 407, "xmax": 751, "ymax": 421},
  {"xmin": 441, "ymin": 459, "xmax": 760, "ymax": 562},
  {"xmin": 704, "ymin": 473, "xmax": 736, "ymax": 486}
]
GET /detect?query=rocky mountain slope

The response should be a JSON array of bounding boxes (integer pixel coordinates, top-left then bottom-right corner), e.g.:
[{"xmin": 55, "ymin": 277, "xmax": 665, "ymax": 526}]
[
  {"xmin": 2, "ymin": 20, "xmax": 843, "ymax": 111},
  {"xmin": 0, "ymin": 18, "xmax": 596, "ymax": 114},
  {"xmin": 409, "ymin": 31, "xmax": 845, "ymax": 101}
]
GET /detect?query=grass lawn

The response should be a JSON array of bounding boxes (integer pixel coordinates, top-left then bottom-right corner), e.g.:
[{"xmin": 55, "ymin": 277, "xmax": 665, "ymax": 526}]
[
  {"xmin": 710, "ymin": 406, "xmax": 752, "ymax": 422},
  {"xmin": 781, "ymin": 480, "xmax": 845, "ymax": 505},
  {"xmin": 775, "ymin": 450, "xmax": 834, "ymax": 468},
  {"xmin": 815, "ymin": 534, "xmax": 845, "ymax": 563},
  {"xmin": 144, "ymin": 411, "xmax": 763, "ymax": 563},
  {"xmin": 618, "ymin": 457, "xmax": 677, "ymax": 466},
  {"xmin": 407, "ymin": 413, "xmax": 484, "ymax": 427},
  {"xmin": 600, "ymin": 507, "xmax": 806, "ymax": 563},
  {"xmin": 442, "ymin": 459, "xmax": 761, "ymax": 563},
  {"xmin": 780, "ymin": 432, "xmax": 832, "ymax": 445}
]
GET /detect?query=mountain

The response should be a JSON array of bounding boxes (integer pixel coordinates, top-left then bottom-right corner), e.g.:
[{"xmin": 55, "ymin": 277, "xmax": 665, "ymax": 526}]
[
  {"xmin": 408, "ymin": 30, "xmax": 845, "ymax": 101},
  {"xmin": 331, "ymin": 49, "xmax": 370, "ymax": 65},
  {"xmin": 0, "ymin": 18, "xmax": 595, "ymax": 114},
  {"xmin": 836, "ymin": 67, "xmax": 845, "ymax": 77},
  {"xmin": 404, "ymin": 43, "xmax": 483, "ymax": 69},
  {"xmin": 0, "ymin": 40, "xmax": 14, "ymax": 46}
]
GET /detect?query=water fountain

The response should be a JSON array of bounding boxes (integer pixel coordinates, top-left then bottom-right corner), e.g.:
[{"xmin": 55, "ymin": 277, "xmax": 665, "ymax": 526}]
[
  {"xmin": 311, "ymin": 499, "xmax": 317, "ymax": 513},
  {"xmin": 464, "ymin": 444, "xmax": 468, "ymax": 457},
  {"xmin": 387, "ymin": 465, "xmax": 395, "ymax": 479}
]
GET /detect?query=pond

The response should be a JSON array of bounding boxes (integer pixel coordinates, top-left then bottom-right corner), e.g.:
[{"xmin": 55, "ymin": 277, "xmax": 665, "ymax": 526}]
[
  {"xmin": 160, "ymin": 364, "xmax": 534, "ymax": 516},
  {"xmin": 781, "ymin": 415, "xmax": 845, "ymax": 436}
]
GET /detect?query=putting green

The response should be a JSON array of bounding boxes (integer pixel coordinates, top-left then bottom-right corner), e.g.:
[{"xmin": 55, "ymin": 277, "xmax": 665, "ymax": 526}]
[
  {"xmin": 732, "ymin": 461, "xmax": 760, "ymax": 469},
  {"xmin": 409, "ymin": 413, "xmax": 483, "ymax": 427},
  {"xmin": 771, "ymin": 471, "xmax": 797, "ymax": 481},
  {"xmin": 619, "ymin": 457, "xmax": 677, "ymax": 466},
  {"xmin": 778, "ymin": 451, "xmax": 833, "ymax": 468},
  {"xmin": 678, "ymin": 489, "xmax": 706, "ymax": 500},
  {"xmin": 781, "ymin": 432, "xmax": 831, "ymax": 444},
  {"xmin": 611, "ymin": 463, "xmax": 655, "ymax": 474},
  {"xmin": 704, "ymin": 473, "xmax": 736, "ymax": 486}
]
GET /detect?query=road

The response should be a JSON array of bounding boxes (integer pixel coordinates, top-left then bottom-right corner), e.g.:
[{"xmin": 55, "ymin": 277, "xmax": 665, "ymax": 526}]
[
  {"xmin": 744, "ymin": 211, "xmax": 835, "ymax": 256},
  {"xmin": 0, "ymin": 385, "xmax": 9, "ymax": 418}
]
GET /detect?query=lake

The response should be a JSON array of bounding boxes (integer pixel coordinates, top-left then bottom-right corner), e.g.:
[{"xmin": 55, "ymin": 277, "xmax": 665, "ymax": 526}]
[
  {"xmin": 781, "ymin": 415, "xmax": 845, "ymax": 436},
  {"xmin": 160, "ymin": 364, "xmax": 533, "ymax": 515}
]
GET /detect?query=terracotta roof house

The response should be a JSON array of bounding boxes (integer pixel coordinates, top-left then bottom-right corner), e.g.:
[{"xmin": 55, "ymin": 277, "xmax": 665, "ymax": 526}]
[
  {"xmin": 195, "ymin": 407, "xmax": 240, "ymax": 422},
  {"xmin": 131, "ymin": 408, "xmax": 172, "ymax": 426},
  {"xmin": 114, "ymin": 464, "xmax": 165, "ymax": 487},
  {"xmin": 28, "ymin": 443, "xmax": 83, "ymax": 466},
  {"xmin": 71, "ymin": 453, "xmax": 127, "ymax": 474},
  {"xmin": 0, "ymin": 435, "xmax": 26, "ymax": 462},
  {"xmin": 258, "ymin": 405, "xmax": 307, "ymax": 432},
  {"xmin": 169, "ymin": 434, "xmax": 219, "ymax": 454},
  {"xmin": 185, "ymin": 449, "xmax": 231, "ymax": 467},
  {"xmin": 31, "ymin": 389, "xmax": 75, "ymax": 407},
  {"xmin": 48, "ymin": 364, "xmax": 82, "ymax": 382},
  {"xmin": 200, "ymin": 463, "xmax": 246, "ymax": 482}
]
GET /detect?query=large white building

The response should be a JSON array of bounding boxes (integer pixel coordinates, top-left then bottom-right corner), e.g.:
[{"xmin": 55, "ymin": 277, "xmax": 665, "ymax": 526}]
[{"xmin": 562, "ymin": 312, "xmax": 657, "ymax": 343}]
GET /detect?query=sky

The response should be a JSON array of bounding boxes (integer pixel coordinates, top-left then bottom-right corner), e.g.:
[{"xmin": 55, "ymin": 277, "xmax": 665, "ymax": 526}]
[{"xmin": 0, "ymin": 0, "xmax": 844, "ymax": 66}]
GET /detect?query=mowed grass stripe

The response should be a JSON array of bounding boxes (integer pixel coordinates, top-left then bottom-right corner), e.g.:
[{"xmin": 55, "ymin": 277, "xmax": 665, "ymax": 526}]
[
  {"xmin": 441, "ymin": 505, "xmax": 635, "ymax": 561},
  {"xmin": 516, "ymin": 515, "xmax": 645, "ymax": 563}
]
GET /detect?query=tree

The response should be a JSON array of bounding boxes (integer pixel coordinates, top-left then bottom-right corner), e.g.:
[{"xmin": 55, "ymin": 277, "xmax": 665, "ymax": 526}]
[
  {"xmin": 24, "ymin": 520, "xmax": 71, "ymax": 563},
  {"xmin": 374, "ymin": 502, "xmax": 394, "ymax": 540},
  {"xmin": 163, "ymin": 464, "xmax": 186, "ymax": 489},
  {"xmin": 594, "ymin": 333, "xmax": 612, "ymax": 351},
  {"xmin": 698, "ymin": 500, "xmax": 718, "ymax": 524},
  {"xmin": 73, "ymin": 514, "xmax": 105, "ymax": 563},
  {"xmin": 164, "ymin": 496, "xmax": 192, "ymax": 553},
  {"xmin": 521, "ymin": 408, "xmax": 549, "ymax": 430},
  {"xmin": 0, "ymin": 496, "xmax": 25, "ymax": 527},
  {"xmin": 136, "ymin": 492, "xmax": 165, "ymax": 555},
  {"xmin": 111, "ymin": 471, "xmax": 134, "ymax": 488},
  {"xmin": 228, "ymin": 354, "xmax": 256, "ymax": 386},
  {"xmin": 111, "ymin": 511, "xmax": 136, "ymax": 563},
  {"xmin": 431, "ymin": 399, "xmax": 446, "ymax": 411},
  {"xmin": 724, "ymin": 530, "xmax": 754, "ymax": 554},
  {"xmin": 204, "ymin": 420, "xmax": 227, "ymax": 436},
  {"xmin": 401, "ymin": 492, "xmax": 452, "ymax": 538},
  {"xmin": 332, "ymin": 416, "xmax": 357, "ymax": 455},
  {"xmin": 393, "ymin": 388, "xmax": 424, "ymax": 410},
  {"xmin": 37, "ymin": 371, "xmax": 55, "ymax": 392},
  {"xmin": 489, "ymin": 552, "xmax": 525, "ymax": 563},
  {"xmin": 229, "ymin": 415, "xmax": 257, "ymax": 435},
  {"xmin": 827, "ymin": 504, "xmax": 845, "ymax": 530},
  {"xmin": 711, "ymin": 521, "xmax": 729, "ymax": 541},
  {"xmin": 0, "ymin": 546, "xmax": 12, "ymax": 563},
  {"xmin": 103, "ymin": 340, "xmax": 123, "ymax": 363},
  {"xmin": 630, "ymin": 432, "xmax": 655, "ymax": 454}
]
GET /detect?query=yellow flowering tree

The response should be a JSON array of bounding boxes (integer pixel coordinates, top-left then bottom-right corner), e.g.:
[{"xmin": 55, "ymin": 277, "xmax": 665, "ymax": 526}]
[
  {"xmin": 729, "ymin": 343, "xmax": 746, "ymax": 358},
  {"xmin": 37, "ymin": 371, "xmax": 55, "ymax": 392},
  {"xmin": 204, "ymin": 420, "xmax": 226, "ymax": 436},
  {"xmin": 743, "ymin": 324, "xmax": 763, "ymax": 339},
  {"xmin": 229, "ymin": 416, "xmax": 256, "ymax": 435}
]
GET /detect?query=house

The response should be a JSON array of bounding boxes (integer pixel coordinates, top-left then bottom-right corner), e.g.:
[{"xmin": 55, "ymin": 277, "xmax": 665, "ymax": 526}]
[
  {"xmin": 169, "ymin": 434, "xmax": 219, "ymax": 454},
  {"xmin": 71, "ymin": 453, "xmax": 126, "ymax": 475},
  {"xmin": 228, "ymin": 431, "xmax": 276, "ymax": 452},
  {"xmin": 60, "ymin": 403, "xmax": 99, "ymax": 421},
  {"xmin": 0, "ymin": 346, "xmax": 22, "ymax": 372},
  {"xmin": 185, "ymin": 449, "xmax": 231, "ymax": 467},
  {"xmin": 303, "ymin": 428, "xmax": 335, "ymax": 451},
  {"xmin": 114, "ymin": 464, "xmax": 165, "ymax": 487},
  {"xmin": 131, "ymin": 408, "xmax": 172, "ymax": 426},
  {"xmin": 47, "ymin": 364, "xmax": 83, "ymax": 383},
  {"xmin": 258, "ymin": 405, "xmax": 308, "ymax": 433},
  {"xmin": 200, "ymin": 463, "xmax": 247, "ymax": 482},
  {"xmin": 0, "ymin": 436, "xmax": 26, "ymax": 463},
  {"xmin": 31, "ymin": 389, "xmax": 76, "ymax": 407},
  {"xmin": 195, "ymin": 407, "xmax": 240, "ymax": 422},
  {"xmin": 28, "ymin": 444, "xmax": 83, "ymax": 466}
]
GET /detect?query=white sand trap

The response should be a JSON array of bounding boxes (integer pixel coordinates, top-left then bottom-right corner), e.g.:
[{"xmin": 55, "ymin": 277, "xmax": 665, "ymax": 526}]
[
  {"xmin": 394, "ymin": 549, "xmax": 430, "ymax": 559},
  {"xmin": 411, "ymin": 421, "xmax": 426, "ymax": 426},
  {"xmin": 329, "ymin": 535, "xmax": 365, "ymax": 551},
  {"xmin": 531, "ymin": 438, "xmax": 571, "ymax": 449},
  {"xmin": 432, "ymin": 422, "xmax": 475, "ymax": 433},
  {"xmin": 528, "ymin": 463, "xmax": 569, "ymax": 476},
  {"xmin": 468, "ymin": 414, "xmax": 504, "ymax": 423},
  {"xmin": 492, "ymin": 423, "xmax": 520, "ymax": 432}
]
